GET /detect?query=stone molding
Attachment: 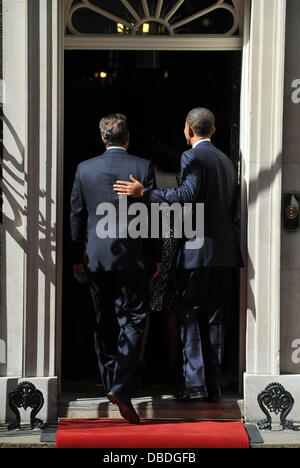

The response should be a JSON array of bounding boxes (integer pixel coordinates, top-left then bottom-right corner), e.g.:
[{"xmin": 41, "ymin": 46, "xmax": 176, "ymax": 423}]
[{"xmin": 241, "ymin": 0, "xmax": 286, "ymax": 375}]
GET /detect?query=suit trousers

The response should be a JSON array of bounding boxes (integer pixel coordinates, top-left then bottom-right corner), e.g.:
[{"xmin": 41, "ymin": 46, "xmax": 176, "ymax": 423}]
[
  {"xmin": 177, "ymin": 266, "xmax": 230, "ymax": 391},
  {"xmin": 88, "ymin": 271, "xmax": 149, "ymax": 397}
]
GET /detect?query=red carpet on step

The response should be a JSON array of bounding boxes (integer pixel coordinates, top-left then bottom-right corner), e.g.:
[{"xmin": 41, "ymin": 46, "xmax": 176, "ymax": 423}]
[{"xmin": 55, "ymin": 419, "xmax": 249, "ymax": 448}]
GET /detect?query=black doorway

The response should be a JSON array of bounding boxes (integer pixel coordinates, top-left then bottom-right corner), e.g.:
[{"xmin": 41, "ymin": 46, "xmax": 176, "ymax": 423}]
[{"xmin": 62, "ymin": 50, "xmax": 242, "ymax": 394}]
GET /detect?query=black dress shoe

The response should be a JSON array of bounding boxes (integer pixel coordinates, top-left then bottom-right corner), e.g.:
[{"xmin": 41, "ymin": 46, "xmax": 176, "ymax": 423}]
[
  {"xmin": 107, "ymin": 392, "xmax": 140, "ymax": 424},
  {"xmin": 174, "ymin": 386, "xmax": 208, "ymax": 401}
]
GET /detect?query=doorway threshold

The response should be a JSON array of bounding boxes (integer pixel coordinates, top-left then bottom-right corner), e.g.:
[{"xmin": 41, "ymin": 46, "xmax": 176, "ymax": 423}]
[{"xmin": 58, "ymin": 389, "xmax": 244, "ymax": 421}]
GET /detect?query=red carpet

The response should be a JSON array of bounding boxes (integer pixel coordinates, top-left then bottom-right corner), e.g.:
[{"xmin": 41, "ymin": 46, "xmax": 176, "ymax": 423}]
[{"xmin": 55, "ymin": 419, "xmax": 249, "ymax": 448}]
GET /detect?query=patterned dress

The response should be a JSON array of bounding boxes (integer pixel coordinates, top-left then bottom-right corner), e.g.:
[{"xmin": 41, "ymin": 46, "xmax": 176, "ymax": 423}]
[{"xmin": 149, "ymin": 168, "xmax": 180, "ymax": 313}]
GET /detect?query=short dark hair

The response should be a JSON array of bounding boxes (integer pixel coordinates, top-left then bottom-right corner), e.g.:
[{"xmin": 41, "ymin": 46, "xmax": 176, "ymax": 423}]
[
  {"xmin": 99, "ymin": 113, "xmax": 129, "ymax": 146},
  {"xmin": 186, "ymin": 108, "xmax": 215, "ymax": 137}
]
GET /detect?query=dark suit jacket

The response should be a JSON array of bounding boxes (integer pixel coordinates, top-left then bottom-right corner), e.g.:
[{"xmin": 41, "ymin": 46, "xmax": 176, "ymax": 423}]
[
  {"xmin": 143, "ymin": 141, "xmax": 244, "ymax": 269},
  {"xmin": 70, "ymin": 148, "xmax": 160, "ymax": 272}
]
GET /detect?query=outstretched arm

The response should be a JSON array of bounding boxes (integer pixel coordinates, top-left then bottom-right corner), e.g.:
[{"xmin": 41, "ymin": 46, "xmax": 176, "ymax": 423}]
[{"xmin": 113, "ymin": 152, "xmax": 201, "ymax": 205}]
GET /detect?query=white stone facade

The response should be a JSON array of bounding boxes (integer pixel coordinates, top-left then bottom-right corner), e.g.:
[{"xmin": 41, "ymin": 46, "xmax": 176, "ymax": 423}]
[{"xmin": 1, "ymin": 0, "xmax": 300, "ymax": 424}]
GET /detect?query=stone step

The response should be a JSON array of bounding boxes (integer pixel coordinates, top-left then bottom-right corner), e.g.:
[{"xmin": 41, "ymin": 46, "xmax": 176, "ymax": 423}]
[{"xmin": 58, "ymin": 392, "xmax": 244, "ymax": 421}]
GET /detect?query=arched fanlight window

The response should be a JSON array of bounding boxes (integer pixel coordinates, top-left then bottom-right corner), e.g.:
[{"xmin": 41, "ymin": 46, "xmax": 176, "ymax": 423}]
[{"xmin": 65, "ymin": 0, "xmax": 244, "ymax": 36}]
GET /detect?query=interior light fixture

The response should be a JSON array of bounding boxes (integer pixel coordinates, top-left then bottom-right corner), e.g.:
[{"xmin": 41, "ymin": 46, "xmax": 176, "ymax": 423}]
[
  {"xmin": 142, "ymin": 23, "xmax": 150, "ymax": 34},
  {"xmin": 117, "ymin": 23, "xmax": 124, "ymax": 33}
]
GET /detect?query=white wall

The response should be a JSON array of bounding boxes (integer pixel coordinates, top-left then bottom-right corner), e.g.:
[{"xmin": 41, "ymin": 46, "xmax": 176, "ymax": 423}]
[
  {"xmin": 0, "ymin": 0, "xmax": 63, "ymax": 424},
  {"xmin": 281, "ymin": 0, "xmax": 300, "ymax": 374}
]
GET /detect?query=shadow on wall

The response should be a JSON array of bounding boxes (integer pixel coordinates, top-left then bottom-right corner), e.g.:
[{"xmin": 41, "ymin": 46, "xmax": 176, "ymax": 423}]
[
  {"xmin": 0, "ymin": 113, "xmax": 56, "ymax": 377},
  {"xmin": 241, "ymin": 150, "xmax": 283, "ymax": 324}
]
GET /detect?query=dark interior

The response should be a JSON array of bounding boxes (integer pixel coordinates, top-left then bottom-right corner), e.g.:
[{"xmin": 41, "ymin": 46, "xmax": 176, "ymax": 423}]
[{"xmin": 62, "ymin": 50, "xmax": 242, "ymax": 393}]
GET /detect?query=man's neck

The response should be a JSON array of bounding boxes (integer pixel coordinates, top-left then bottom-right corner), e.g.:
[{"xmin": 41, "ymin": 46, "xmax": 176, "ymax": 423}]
[{"xmin": 190, "ymin": 136, "xmax": 210, "ymax": 147}]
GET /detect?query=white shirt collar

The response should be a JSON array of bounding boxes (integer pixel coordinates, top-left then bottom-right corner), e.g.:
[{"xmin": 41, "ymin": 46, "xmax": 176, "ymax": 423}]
[
  {"xmin": 106, "ymin": 146, "xmax": 127, "ymax": 151},
  {"xmin": 193, "ymin": 138, "xmax": 211, "ymax": 149}
]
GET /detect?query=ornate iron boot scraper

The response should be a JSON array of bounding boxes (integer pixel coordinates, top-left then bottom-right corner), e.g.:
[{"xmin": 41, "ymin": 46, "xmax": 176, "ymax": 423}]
[
  {"xmin": 257, "ymin": 383, "xmax": 295, "ymax": 431},
  {"xmin": 7, "ymin": 381, "xmax": 44, "ymax": 430}
]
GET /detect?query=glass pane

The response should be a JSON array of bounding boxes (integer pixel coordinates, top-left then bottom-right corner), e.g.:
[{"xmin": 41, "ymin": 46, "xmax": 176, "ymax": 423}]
[
  {"xmin": 170, "ymin": 0, "xmax": 226, "ymax": 19},
  {"xmin": 88, "ymin": 0, "xmax": 136, "ymax": 22},
  {"xmin": 126, "ymin": 1, "xmax": 153, "ymax": 17},
  {"xmin": 70, "ymin": 8, "xmax": 128, "ymax": 34},
  {"xmin": 173, "ymin": 8, "xmax": 236, "ymax": 35}
]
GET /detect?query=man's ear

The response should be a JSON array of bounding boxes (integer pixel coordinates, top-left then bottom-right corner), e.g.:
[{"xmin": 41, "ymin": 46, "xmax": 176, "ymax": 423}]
[
  {"xmin": 188, "ymin": 126, "xmax": 194, "ymax": 138},
  {"xmin": 211, "ymin": 126, "xmax": 216, "ymax": 137}
]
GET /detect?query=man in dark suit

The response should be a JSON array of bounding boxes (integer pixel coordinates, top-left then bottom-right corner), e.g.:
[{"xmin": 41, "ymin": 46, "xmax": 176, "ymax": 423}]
[
  {"xmin": 113, "ymin": 108, "xmax": 243, "ymax": 402},
  {"xmin": 70, "ymin": 113, "xmax": 160, "ymax": 424}
]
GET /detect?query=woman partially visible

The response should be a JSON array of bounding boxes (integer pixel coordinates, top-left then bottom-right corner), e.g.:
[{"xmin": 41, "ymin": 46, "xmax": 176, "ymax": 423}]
[{"xmin": 137, "ymin": 131, "xmax": 183, "ymax": 386}]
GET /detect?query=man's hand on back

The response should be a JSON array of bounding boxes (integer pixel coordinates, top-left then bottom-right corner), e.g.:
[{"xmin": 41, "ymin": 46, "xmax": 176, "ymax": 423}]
[{"xmin": 113, "ymin": 175, "xmax": 144, "ymax": 198}]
